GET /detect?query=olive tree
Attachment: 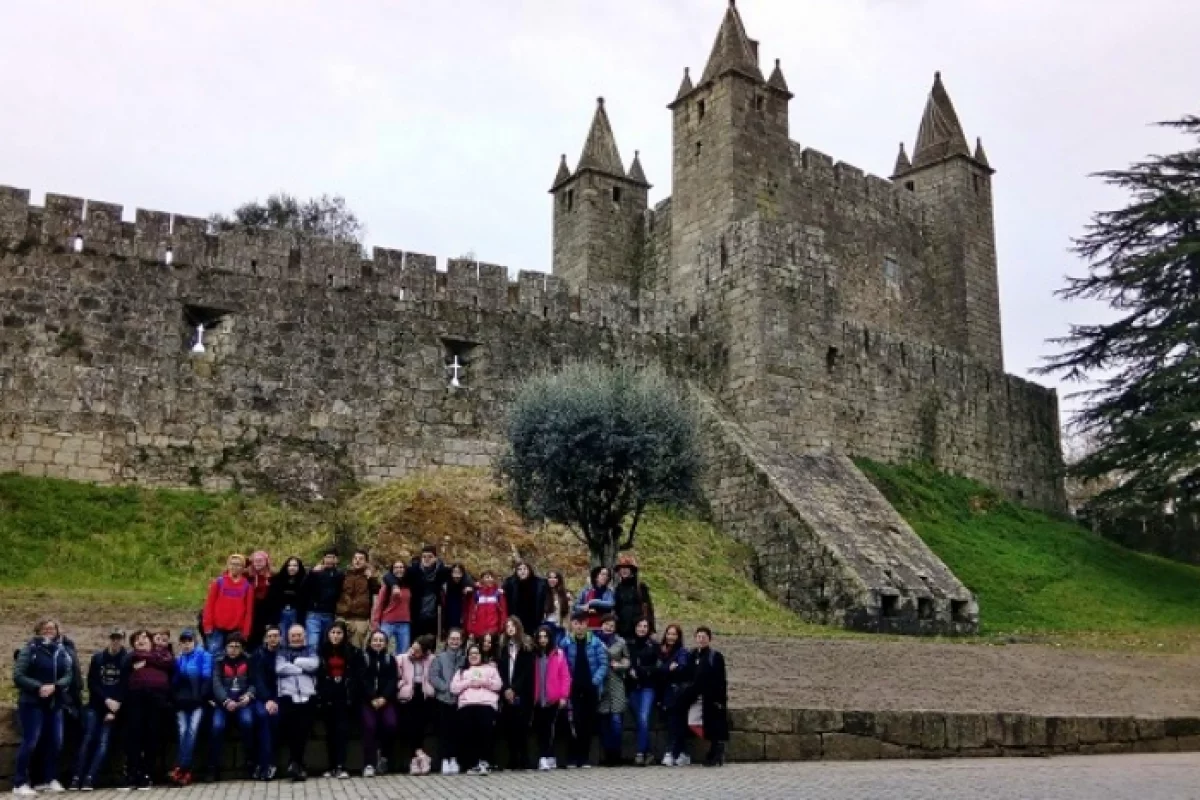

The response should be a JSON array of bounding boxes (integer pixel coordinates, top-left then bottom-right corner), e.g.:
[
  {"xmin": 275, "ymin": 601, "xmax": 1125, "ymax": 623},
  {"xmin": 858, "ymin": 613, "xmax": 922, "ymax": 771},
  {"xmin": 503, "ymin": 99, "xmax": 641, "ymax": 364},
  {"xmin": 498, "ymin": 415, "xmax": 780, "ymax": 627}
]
[{"xmin": 499, "ymin": 363, "xmax": 700, "ymax": 570}]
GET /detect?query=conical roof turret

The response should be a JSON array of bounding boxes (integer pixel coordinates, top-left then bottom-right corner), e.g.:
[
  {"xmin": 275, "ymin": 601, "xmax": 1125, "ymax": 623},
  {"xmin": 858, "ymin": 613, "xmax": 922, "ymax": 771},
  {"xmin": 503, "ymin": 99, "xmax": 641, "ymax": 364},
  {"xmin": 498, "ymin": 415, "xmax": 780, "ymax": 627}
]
[
  {"xmin": 575, "ymin": 97, "xmax": 626, "ymax": 177},
  {"xmin": 700, "ymin": 0, "xmax": 764, "ymax": 84},
  {"xmin": 674, "ymin": 67, "xmax": 694, "ymax": 103},
  {"xmin": 893, "ymin": 142, "xmax": 911, "ymax": 176},
  {"xmin": 911, "ymin": 72, "xmax": 971, "ymax": 169},
  {"xmin": 550, "ymin": 153, "xmax": 571, "ymax": 191},
  {"xmin": 627, "ymin": 150, "xmax": 649, "ymax": 186},
  {"xmin": 974, "ymin": 136, "xmax": 992, "ymax": 170},
  {"xmin": 767, "ymin": 58, "xmax": 791, "ymax": 96}
]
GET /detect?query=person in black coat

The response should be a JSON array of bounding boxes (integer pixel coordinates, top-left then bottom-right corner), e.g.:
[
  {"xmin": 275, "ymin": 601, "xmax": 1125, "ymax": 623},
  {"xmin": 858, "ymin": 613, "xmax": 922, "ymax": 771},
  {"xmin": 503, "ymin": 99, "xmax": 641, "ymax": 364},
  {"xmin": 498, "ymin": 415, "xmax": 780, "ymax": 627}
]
[
  {"xmin": 681, "ymin": 626, "xmax": 729, "ymax": 767},
  {"xmin": 496, "ymin": 617, "xmax": 535, "ymax": 771},
  {"xmin": 406, "ymin": 546, "xmax": 469, "ymax": 640},
  {"xmin": 501, "ymin": 562, "xmax": 546, "ymax": 638}
]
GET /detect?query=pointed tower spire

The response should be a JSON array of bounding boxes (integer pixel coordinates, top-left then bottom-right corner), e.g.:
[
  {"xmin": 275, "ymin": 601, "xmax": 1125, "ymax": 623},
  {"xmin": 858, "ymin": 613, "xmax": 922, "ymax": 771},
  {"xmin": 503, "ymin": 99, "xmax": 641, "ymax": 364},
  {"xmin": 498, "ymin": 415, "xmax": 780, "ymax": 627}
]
[
  {"xmin": 974, "ymin": 136, "xmax": 992, "ymax": 170},
  {"xmin": 767, "ymin": 58, "xmax": 791, "ymax": 95},
  {"xmin": 700, "ymin": 0, "xmax": 764, "ymax": 84},
  {"xmin": 893, "ymin": 142, "xmax": 911, "ymax": 176},
  {"xmin": 576, "ymin": 97, "xmax": 626, "ymax": 177},
  {"xmin": 675, "ymin": 67, "xmax": 694, "ymax": 103},
  {"xmin": 551, "ymin": 153, "xmax": 571, "ymax": 190},
  {"xmin": 627, "ymin": 150, "xmax": 649, "ymax": 186},
  {"xmin": 911, "ymin": 71, "xmax": 971, "ymax": 170}
]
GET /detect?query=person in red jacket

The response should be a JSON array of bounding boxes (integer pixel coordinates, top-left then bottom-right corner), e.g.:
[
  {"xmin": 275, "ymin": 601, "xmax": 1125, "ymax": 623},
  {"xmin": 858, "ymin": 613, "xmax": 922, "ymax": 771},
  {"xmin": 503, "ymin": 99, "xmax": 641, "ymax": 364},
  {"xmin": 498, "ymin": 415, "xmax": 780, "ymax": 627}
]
[
  {"xmin": 202, "ymin": 554, "xmax": 255, "ymax": 656},
  {"xmin": 464, "ymin": 570, "xmax": 507, "ymax": 639}
]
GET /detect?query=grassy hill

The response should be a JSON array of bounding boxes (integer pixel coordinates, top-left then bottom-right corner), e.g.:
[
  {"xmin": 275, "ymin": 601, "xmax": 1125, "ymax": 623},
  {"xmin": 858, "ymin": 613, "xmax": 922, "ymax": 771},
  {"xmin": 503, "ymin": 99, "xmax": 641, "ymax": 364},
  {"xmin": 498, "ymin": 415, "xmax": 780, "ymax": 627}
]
[
  {"xmin": 858, "ymin": 459, "xmax": 1200, "ymax": 635},
  {"xmin": 0, "ymin": 469, "xmax": 817, "ymax": 636}
]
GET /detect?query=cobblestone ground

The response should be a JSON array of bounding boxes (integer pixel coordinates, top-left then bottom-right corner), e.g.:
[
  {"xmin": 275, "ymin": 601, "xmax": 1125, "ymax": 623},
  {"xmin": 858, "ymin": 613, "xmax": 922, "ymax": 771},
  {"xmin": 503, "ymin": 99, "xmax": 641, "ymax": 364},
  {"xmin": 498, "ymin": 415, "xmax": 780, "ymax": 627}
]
[{"xmin": 78, "ymin": 754, "xmax": 1200, "ymax": 800}]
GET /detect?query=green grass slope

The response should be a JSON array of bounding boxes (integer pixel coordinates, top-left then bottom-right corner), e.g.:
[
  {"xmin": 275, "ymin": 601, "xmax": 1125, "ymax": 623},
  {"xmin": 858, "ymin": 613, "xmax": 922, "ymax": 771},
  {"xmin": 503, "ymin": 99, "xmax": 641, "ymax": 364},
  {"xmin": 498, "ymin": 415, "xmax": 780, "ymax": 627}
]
[
  {"xmin": 858, "ymin": 460, "xmax": 1200, "ymax": 634},
  {"xmin": 0, "ymin": 471, "xmax": 817, "ymax": 636}
]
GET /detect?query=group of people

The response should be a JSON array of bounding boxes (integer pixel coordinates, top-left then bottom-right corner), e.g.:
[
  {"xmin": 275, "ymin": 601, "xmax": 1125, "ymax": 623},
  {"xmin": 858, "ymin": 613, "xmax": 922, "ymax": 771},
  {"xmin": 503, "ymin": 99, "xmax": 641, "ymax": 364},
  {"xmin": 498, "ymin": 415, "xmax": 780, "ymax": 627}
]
[{"xmin": 11, "ymin": 545, "xmax": 730, "ymax": 793}]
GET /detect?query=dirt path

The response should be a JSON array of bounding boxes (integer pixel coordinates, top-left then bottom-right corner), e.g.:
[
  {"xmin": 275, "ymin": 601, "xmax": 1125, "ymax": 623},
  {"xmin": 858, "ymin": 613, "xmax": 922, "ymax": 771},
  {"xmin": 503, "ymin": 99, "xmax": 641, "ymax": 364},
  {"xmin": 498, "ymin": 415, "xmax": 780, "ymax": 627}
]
[{"xmin": 6, "ymin": 613, "xmax": 1200, "ymax": 717}]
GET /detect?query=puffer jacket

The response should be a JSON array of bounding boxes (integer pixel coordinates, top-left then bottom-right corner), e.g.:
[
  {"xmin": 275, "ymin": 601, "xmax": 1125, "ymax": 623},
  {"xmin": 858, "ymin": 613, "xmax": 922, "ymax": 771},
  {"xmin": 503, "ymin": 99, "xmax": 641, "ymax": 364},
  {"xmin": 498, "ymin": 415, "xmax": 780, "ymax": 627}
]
[
  {"xmin": 212, "ymin": 654, "xmax": 255, "ymax": 704},
  {"xmin": 13, "ymin": 637, "xmax": 74, "ymax": 707},
  {"xmin": 533, "ymin": 649, "xmax": 571, "ymax": 707},
  {"xmin": 396, "ymin": 653, "xmax": 436, "ymax": 702},
  {"xmin": 560, "ymin": 632, "xmax": 608, "ymax": 695},
  {"xmin": 464, "ymin": 584, "xmax": 507, "ymax": 638},
  {"xmin": 276, "ymin": 646, "xmax": 319, "ymax": 702},
  {"xmin": 596, "ymin": 632, "xmax": 629, "ymax": 714},
  {"xmin": 173, "ymin": 648, "xmax": 213, "ymax": 709},
  {"xmin": 428, "ymin": 647, "xmax": 465, "ymax": 706}
]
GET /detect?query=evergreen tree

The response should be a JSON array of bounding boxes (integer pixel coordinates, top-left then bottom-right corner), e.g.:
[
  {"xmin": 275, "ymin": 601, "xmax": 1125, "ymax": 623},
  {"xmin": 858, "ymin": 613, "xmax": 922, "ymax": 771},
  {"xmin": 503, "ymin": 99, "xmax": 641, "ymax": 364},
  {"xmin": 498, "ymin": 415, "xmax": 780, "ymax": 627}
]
[
  {"xmin": 499, "ymin": 363, "xmax": 700, "ymax": 570},
  {"xmin": 208, "ymin": 193, "xmax": 364, "ymax": 245},
  {"xmin": 1038, "ymin": 115, "xmax": 1200, "ymax": 514}
]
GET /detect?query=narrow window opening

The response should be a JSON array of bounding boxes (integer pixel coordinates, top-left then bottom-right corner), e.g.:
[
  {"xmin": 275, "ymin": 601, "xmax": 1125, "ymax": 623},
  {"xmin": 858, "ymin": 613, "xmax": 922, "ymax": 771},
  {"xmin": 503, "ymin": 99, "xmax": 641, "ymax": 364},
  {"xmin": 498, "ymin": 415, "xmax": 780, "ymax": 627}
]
[
  {"xmin": 689, "ymin": 314, "xmax": 699, "ymax": 333},
  {"xmin": 863, "ymin": 329, "xmax": 871, "ymax": 353},
  {"xmin": 973, "ymin": 174, "xmax": 981, "ymax": 194},
  {"xmin": 932, "ymin": 355, "xmax": 938, "ymax": 375},
  {"xmin": 612, "ymin": 185, "xmax": 622, "ymax": 203},
  {"xmin": 950, "ymin": 600, "xmax": 969, "ymax": 623},
  {"xmin": 1017, "ymin": 489, "xmax": 1026, "ymax": 501},
  {"xmin": 826, "ymin": 346, "xmax": 840, "ymax": 371},
  {"xmin": 164, "ymin": 247, "xmax": 174, "ymax": 266},
  {"xmin": 719, "ymin": 237, "xmax": 728, "ymax": 270},
  {"xmin": 884, "ymin": 255, "xmax": 901, "ymax": 293},
  {"xmin": 566, "ymin": 189, "xmax": 575, "ymax": 212},
  {"xmin": 327, "ymin": 274, "xmax": 334, "ymax": 287},
  {"xmin": 904, "ymin": 180, "xmax": 915, "ymax": 192},
  {"xmin": 601, "ymin": 316, "xmax": 608, "ymax": 328},
  {"xmin": 695, "ymin": 140, "xmax": 703, "ymax": 160},
  {"xmin": 881, "ymin": 595, "xmax": 899, "ymax": 618},
  {"xmin": 697, "ymin": 99, "xmax": 706, "ymax": 120},
  {"xmin": 542, "ymin": 306, "xmax": 549, "ymax": 319},
  {"xmin": 900, "ymin": 343, "xmax": 907, "ymax": 367},
  {"xmin": 72, "ymin": 234, "xmax": 83, "ymax": 253},
  {"xmin": 917, "ymin": 598, "xmax": 933, "ymax": 620},
  {"xmin": 473, "ymin": 294, "xmax": 479, "ymax": 308},
  {"xmin": 755, "ymin": 95, "xmax": 765, "ymax": 112}
]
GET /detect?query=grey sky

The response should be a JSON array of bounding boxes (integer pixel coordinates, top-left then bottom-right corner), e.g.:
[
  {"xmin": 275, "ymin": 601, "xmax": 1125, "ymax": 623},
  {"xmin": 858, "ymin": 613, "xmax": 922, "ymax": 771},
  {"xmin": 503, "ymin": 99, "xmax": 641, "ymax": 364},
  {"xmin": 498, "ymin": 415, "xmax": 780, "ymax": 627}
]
[{"xmin": 1, "ymin": 1, "xmax": 1196, "ymax": 418}]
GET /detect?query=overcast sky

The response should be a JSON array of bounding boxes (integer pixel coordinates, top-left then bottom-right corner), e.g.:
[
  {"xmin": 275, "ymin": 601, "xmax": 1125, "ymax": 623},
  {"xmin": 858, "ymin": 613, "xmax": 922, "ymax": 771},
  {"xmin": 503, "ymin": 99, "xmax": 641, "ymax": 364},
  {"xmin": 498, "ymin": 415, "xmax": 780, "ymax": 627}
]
[{"xmin": 2, "ymin": 1, "xmax": 1196, "ymax": 418}]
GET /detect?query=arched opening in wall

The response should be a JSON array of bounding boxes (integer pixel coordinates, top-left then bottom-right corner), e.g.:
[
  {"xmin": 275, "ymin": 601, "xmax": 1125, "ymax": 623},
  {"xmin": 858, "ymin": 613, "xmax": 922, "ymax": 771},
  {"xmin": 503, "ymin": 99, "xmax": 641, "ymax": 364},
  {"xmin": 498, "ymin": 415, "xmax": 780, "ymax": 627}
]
[
  {"xmin": 182, "ymin": 304, "xmax": 234, "ymax": 358},
  {"xmin": 250, "ymin": 259, "xmax": 258, "ymax": 275},
  {"xmin": 441, "ymin": 337, "xmax": 480, "ymax": 389},
  {"xmin": 880, "ymin": 595, "xmax": 899, "ymax": 618},
  {"xmin": 950, "ymin": 600, "xmax": 969, "ymax": 623}
]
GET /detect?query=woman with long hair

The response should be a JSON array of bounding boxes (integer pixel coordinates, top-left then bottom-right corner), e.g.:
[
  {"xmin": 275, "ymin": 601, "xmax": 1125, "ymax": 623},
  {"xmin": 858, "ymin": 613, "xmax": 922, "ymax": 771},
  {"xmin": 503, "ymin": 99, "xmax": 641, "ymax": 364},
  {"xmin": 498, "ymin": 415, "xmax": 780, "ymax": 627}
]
[
  {"xmin": 357, "ymin": 630, "xmax": 398, "ymax": 777},
  {"xmin": 574, "ymin": 567, "xmax": 615, "ymax": 630},
  {"xmin": 247, "ymin": 551, "xmax": 273, "ymax": 650},
  {"xmin": 440, "ymin": 564, "xmax": 472, "ymax": 639},
  {"xmin": 316, "ymin": 622, "xmax": 356, "ymax": 779},
  {"xmin": 496, "ymin": 617, "xmax": 534, "ymax": 771},
  {"xmin": 268, "ymin": 557, "xmax": 308, "ymax": 637},
  {"xmin": 477, "ymin": 632, "xmax": 497, "ymax": 664},
  {"xmin": 395, "ymin": 634, "xmax": 436, "ymax": 775},
  {"xmin": 123, "ymin": 629, "xmax": 175, "ymax": 789},
  {"xmin": 373, "ymin": 560, "xmax": 412, "ymax": 655},
  {"xmin": 530, "ymin": 625, "xmax": 570, "ymax": 771},
  {"xmin": 542, "ymin": 571, "xmax": 571, "ymax": 640},
  {"xmin": 626, "ymin": 617, "xmax": 658, "ymax": 766},
  {"xmin": 449, "ymin": 643, "xmax": 502, "ymax": 776},
  {"xmin": 654, "ymin": 623, "xmax": 691, "ymax": 767}
]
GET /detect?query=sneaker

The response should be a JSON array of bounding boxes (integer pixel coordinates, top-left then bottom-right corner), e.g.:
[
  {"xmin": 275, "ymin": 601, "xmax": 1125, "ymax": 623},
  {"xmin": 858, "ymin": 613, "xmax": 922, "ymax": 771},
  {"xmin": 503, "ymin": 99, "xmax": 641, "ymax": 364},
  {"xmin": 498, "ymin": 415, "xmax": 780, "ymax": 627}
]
[
  {"xmin": 566, "ymin": 763, "xmax": 578, "ymax": 770},
  {"xmin": 450, "ymin": 758, "xmax": 460, "ymax": 775},
  {"xmin": 264, "ymin": 765, "xmax": 278, "ymax": 781},
  {"xmin": 478, "ymin": 762, "xmax": 491, "ymax": 776},
  {"xmin": 465, "ymin": 765, "xmax": 484, "ymax": 776},
  {"xmin": 439, "ymin": 762, "xmax": 452, "ymax": 776},
  {"xmin": 675, "ymin": 753, "xmax": 692, "ymax": 767},
  {"xmin": 322, "ymin": 771, "xmax": 334, "ymax": 779},
  {"xmin": 581, "ymin": 763, "xmax": 592, "ymax": 769},
  {"xmin": 362, "ymin": 765, "xmax": 376, "ymax": 778},
  {"xmin": 537, "ymin": 758, "xmax": 550, "ymax": 772},
  {"xmin": 12, "ymin": 786, "xmax": 36, "ymax": 797},
  {"xmin": 418, "ymin": 754, "xmax": 432, "ymax": 775},
  {"xmin": 177, "ymin": 771, "xmax": 193, "ymax": 788},
  {"xmin": 334, "ymin": 768, "xmax": 350, "ymax": 780},
  {"xmin": 549, "ymin": 757, "xmax": 558, "ymax": 770},
  {"xmin": 633, "ymin": 753, "xmax": 645, "ymax": 767},
  {"xmin": 661, "ymin": 753, "xmax": 675, "ymax": 767}
]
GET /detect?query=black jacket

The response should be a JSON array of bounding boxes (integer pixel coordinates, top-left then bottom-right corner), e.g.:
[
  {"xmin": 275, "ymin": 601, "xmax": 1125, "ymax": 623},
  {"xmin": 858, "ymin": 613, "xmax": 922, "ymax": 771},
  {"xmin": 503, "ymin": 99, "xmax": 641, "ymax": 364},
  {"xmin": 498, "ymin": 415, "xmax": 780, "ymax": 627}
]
[
  {"xmin": 356, "ymin": 648, "xmax": 398, "ymax": 703},
  {"xmin": 613, "ymin": 571, "xmax": 655, "ymax": 639},
  {"xmin": 406, "ymin": 559, "xmax": 456, "ymax": 625},
  {"xmin": 626, "ymin": 635, "xmax": 658, "ymax": 690},
  {"xmin": 303, "ymin": 567, "xmax": 344, "ymax": 615},
  {"xmin": 502, "ymin": 574, "xmax": 546, "ymax": 636},
  {"xmin": 86, "ymin": 647, "xmax": 130, "ymax": 711},
  {"xmin": 269, "ymin": 568, "xmax": 308, "ymax": 622},
  {"xmin": 253, "ymin": 646, "xmax": 281, "ymax": 702},
  {"xmin": 317, "ymin": 643, "xmax": 359, "ymax": 706},
  {"xmin": 212, "ymin": 654, "xmax": 255, "ymax": 705},
  {"xmin": 497, "ymin": 643, "xmax": 535, "ymax": 707},
  {"xmin": 681, "ymin": 647, "xmax": 729, "ymax": 742}
]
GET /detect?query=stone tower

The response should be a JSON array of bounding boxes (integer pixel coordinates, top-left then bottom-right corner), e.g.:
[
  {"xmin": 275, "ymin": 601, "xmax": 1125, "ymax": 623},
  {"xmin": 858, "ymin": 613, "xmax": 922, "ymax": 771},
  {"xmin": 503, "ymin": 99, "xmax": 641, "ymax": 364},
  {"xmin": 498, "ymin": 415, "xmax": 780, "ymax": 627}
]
[
  {"xmin": 666, "ymin": 0, "xmax": 792, "ymax": 299},
  {"xmin": 550, "ymin": 98, "xmax": 650, "ymax": 288},
  {"xmin": 892, "ymin": 73, "xmax": 1003, "ymax": 368}
]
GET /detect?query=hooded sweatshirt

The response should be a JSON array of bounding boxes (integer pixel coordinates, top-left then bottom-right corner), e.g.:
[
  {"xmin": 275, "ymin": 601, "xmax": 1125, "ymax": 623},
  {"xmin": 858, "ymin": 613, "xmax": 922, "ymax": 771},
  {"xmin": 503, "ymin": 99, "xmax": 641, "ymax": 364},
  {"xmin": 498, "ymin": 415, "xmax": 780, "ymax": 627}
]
[
  {"xmin": 202, "ymin": 571, "xmax": 254, "ymax": 637},
  {"xmin": 464, "ymin": 582, "xmax": 507, "ymax": 638},
  {"xmin": 87, "ymin": 646, "xmax": 130, "ymax": 711}
]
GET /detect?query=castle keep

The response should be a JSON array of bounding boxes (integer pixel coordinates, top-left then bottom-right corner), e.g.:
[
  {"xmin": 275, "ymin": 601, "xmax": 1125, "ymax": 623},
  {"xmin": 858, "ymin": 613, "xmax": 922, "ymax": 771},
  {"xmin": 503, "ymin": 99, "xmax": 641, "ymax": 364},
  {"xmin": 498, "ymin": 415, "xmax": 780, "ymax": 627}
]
[{"xmin": 0, "ymin": 2, "xmax": 1064, "ymax": 634}]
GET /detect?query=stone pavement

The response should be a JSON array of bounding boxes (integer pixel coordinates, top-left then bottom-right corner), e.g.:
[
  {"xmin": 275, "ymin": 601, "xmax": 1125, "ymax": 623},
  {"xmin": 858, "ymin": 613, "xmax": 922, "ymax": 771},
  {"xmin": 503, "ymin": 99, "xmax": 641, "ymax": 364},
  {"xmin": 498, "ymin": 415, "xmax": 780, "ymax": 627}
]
[{"xmin": 77, "ymin": 754, "xmax": 1200, "ymax": 799}]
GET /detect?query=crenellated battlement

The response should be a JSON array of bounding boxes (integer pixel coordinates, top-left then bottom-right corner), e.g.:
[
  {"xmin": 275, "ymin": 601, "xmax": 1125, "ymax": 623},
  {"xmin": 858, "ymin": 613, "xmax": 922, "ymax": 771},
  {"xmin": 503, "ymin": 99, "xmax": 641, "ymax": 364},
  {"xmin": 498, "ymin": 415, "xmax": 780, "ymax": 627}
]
[
  {"xmin": 786, "ymin": 143, "xmax": 924, "ymax": 222},
  {"xmin": 0, "ymin": 184, "xmax": 679, "ymax": 335}
]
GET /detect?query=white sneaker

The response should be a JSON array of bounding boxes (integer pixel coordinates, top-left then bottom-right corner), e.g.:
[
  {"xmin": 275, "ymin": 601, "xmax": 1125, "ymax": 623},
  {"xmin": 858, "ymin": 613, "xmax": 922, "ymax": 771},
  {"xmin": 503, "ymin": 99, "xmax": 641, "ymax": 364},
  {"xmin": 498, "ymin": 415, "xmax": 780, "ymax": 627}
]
[
  {"xmin": 362, "ymin": 766, "xmax": 375, "ymax": 778},
  {"xmin": 12, "ymin": 787, "xmax": 36, "ymax": 797},
  {"xmin": 660, "ymin": 754, "xmax": 675, "ymax": 767},
  {"xmin": 675, "ymin": 753, "xmax": 691, "ymax": 767},
  {"xmin": 450, "ymin": 758, "xmax": 461, "ymax": 775},
  {"xmin": 44, "ymin": 784, "xmax": 65, "ymax": 794},
  {"xmin": 549, "ymin": 757, "xmax": 558, "ymax": 770}
]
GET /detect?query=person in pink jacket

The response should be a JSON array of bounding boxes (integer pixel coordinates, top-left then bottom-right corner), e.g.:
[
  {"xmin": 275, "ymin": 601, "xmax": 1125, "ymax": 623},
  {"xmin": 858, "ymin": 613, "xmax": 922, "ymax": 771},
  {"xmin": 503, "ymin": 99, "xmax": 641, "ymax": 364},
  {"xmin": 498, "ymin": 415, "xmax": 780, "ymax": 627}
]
[
  {"xmin": 449, "ymin": 643, "xmax": 502, "ymax": 776},
  {"xmin": 531, "ymin": 624, "xmax": 571, "ymax": 771},
  {"xmin": 395, "ymin": 635, "xmax": 436, "ymax": 775}
]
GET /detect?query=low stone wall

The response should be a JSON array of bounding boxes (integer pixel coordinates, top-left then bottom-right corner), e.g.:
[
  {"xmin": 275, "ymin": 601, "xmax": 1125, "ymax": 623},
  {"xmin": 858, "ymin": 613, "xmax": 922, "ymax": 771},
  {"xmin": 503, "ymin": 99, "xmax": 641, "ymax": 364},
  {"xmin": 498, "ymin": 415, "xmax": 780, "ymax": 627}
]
[{"xmin": 4, "ymin": 705, "xmax": 1199, "ymax": 787}]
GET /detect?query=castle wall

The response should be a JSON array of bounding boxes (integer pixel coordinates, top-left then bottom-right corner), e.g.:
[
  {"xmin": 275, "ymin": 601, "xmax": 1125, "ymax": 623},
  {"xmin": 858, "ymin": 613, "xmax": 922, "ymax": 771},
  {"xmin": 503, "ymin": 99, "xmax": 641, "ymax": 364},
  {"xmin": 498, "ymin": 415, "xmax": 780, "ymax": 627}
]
[
  {"xmin": 696, "ymin": 217, "xmax": 1064, "ymax": 512},
  {"xmin": 0, "ymin": 187, "xmax": 689, "ymax": 498}
]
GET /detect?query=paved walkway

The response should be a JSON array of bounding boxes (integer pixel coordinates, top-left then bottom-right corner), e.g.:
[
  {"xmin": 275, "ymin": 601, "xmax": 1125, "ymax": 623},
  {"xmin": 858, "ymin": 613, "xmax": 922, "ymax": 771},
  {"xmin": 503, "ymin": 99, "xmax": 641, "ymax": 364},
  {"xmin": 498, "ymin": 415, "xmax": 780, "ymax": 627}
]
[{"xmin": 77, "ymin": 754, "xmax": 1200, "ymax": 799}]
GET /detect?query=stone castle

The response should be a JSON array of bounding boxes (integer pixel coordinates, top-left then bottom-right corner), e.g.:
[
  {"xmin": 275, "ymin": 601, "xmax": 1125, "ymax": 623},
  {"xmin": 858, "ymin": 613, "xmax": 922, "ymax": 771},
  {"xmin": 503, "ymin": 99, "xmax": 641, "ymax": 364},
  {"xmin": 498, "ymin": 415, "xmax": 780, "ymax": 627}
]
[{"xmin": 0, "ymin": 2, "xmax": 1064, "ymax": 634}]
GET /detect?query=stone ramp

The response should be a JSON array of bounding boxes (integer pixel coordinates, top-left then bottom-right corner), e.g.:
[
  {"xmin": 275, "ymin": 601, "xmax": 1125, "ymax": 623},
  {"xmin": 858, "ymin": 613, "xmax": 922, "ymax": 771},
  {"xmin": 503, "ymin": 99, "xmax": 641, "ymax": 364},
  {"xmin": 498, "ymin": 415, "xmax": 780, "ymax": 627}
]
[{"xmin": 694, "ymin": 389, "xmax": 977, "ymax": 633}]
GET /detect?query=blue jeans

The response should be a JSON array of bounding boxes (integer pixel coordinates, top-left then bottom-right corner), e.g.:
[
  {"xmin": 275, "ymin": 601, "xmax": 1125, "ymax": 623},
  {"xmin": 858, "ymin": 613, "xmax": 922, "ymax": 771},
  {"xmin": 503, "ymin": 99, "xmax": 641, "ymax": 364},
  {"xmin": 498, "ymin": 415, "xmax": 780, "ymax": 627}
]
[
  {"xmin": 305, "ymin": 613, "xmax": 334, "ymax": 650},
  {"xmin": 210, "ymin": 704, "xmax": 256, "ymax": 770},
  {"xmin": 278, "ymin": 608, "xmax": 300, "ymax": 638},
  {"xmin": 380, "ymin": 621, "xmax": 410, "ymax": 655},
  {"xmin": 15, "ymin": 703, "xmax": 62, "ymax": 787},
  {"xmin": 599, "ymin": 711, "xmax": 623, "ymax": 754},
  {"xmin": 73, "ymin": 707, "xmax": 115, "ymax": 783},
  {"xmin": 175, "ymin": 707, "xmax": 204, "ymax": 769},
  {"xmin": 254, "ymin": 702, "xmax": 281, "ymax": 770},
  {"xmin": 628, "ymin": 688, "xmax": 655, "ymax": 754},
  {"xmin": 206, "ymin": 629, "xmax": 232, "ymax": 656}
]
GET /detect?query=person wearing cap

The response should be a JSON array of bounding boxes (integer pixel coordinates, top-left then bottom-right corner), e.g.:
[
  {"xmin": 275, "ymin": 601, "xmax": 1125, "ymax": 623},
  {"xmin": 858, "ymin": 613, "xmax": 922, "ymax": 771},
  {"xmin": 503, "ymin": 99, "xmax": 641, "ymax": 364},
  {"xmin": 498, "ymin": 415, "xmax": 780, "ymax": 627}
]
[
  {"xmin": 69, "ymin": 628, "xmax": 129, "ymax": 791},
  {"xmin": 202, "ymin": 554, "xmax": 255, "ymax": 657},
  {"xmin": 612, "ymin": 555, "xmax": 655, "ymax": 640},
  {"xmin": 169, "ymin": 629, "xmax": 212, "ymax": 787}
]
